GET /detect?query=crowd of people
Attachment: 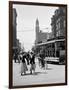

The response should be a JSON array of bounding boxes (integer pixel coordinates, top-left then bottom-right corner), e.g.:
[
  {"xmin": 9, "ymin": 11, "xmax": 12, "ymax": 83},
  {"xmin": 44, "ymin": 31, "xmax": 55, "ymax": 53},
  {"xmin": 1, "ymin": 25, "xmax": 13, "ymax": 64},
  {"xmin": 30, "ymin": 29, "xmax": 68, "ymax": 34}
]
[{"xmin": 13, "ymin": 51, "xmax": 47, "ymax": 76}]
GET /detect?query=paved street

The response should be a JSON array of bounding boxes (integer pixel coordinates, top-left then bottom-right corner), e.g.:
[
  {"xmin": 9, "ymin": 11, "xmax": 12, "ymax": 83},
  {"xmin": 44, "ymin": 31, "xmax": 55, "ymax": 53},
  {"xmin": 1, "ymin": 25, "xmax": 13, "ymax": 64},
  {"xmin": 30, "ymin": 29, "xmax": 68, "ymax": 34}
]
[{"xmin": 13, "ymin": 59, "xmax": 65, "ymax": 86}]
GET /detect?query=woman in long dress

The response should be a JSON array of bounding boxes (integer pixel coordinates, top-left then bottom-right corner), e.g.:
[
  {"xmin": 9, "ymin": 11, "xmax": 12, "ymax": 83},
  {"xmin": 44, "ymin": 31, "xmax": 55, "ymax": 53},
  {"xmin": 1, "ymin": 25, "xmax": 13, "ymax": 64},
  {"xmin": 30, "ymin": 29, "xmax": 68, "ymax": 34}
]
[
  {"xmin": 21, "ymin": 53, "xmax": 28, "ymax": 76},
  {"xmin": 30, "ymin": 52, "xmax": 36, "ymax": 74}
]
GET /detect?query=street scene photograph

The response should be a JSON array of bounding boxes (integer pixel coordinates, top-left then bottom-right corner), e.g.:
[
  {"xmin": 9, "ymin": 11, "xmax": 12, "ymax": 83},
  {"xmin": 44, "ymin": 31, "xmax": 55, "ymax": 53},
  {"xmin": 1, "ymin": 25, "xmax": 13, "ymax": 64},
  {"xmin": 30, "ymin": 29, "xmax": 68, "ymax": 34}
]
[{"xmin": 12, "ymin": 3, "xmax": 66, "ymax": 87}]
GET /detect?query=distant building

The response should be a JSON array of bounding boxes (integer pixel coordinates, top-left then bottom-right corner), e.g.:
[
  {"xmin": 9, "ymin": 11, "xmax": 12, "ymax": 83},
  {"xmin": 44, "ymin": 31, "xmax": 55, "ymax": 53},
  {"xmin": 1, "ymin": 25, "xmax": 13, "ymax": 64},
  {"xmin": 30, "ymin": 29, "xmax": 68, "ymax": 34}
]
[
  {"xmin": 13, "ymin": 8, "xmax": 17, "ymax": 48},
  {"xmin": 34, "ymin": 18, "xmax": 52, "ymax": 54},
  {"xmin": 35, "ymin": 18, "xmax": 49, "ymax": 44}
]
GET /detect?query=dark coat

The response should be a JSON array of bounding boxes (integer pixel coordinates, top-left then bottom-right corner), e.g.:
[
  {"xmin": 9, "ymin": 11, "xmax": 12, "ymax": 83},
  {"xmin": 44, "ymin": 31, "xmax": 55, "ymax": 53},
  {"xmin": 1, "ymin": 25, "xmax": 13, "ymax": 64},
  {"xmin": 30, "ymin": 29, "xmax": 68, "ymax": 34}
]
[
  {"xmin": 30, "ymin": 54, "xmax": 35, "ymax": 64},
  {"xmin": 22, "ymin": 54, "xmax": 26, "ymax": 63}
]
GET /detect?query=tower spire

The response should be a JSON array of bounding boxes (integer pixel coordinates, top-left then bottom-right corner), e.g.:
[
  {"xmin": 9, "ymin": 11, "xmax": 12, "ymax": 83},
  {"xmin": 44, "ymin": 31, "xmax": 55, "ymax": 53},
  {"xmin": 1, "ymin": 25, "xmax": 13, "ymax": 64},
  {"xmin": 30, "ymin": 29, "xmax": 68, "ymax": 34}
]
[
  {"xmin": 36, "ymin": 18, "xmax": 39, "ymax": 27},
  {"xmin": 35, "ymin": 18, "xmax": 40, "ymax": 44}
]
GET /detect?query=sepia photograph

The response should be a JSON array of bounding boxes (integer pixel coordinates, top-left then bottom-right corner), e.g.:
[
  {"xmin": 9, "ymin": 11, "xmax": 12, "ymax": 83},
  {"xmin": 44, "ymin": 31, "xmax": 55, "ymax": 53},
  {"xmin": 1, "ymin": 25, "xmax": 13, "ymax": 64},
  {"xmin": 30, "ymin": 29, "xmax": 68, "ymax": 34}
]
[{"xmin": 9, "ymin": 1, "xmax": 67, "ymax": 88}]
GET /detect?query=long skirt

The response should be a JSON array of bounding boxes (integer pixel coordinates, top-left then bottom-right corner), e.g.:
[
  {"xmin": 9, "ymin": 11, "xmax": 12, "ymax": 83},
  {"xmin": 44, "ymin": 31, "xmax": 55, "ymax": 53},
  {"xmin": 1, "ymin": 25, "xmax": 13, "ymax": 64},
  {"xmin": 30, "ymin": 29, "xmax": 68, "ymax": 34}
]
[
  {"xmin": 21, "ymin": 62, "xmax": 28, "ymax": 74},
  {"xmin": 30, "ymin": 64, "xmax": 36, "ymax": 71}
]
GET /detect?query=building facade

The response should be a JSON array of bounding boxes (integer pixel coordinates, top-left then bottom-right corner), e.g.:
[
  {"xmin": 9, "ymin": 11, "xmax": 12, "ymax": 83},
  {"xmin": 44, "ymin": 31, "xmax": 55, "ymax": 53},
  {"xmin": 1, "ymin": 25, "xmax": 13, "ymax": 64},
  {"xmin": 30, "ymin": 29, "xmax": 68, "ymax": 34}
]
[
  {"xmin": 13, "ymin": 8, "xmax": 17, "ymax": 48},
  {"xmin": 35, "ymin": 7, "xmax": 66, "ymax": 63},
  {"xmin": 50, "ymin": 7, "xmax": 66, "ymax": 57},
  {"xmin": 51, "ymin": 7, "xmax": 66, "ymax": 38}
]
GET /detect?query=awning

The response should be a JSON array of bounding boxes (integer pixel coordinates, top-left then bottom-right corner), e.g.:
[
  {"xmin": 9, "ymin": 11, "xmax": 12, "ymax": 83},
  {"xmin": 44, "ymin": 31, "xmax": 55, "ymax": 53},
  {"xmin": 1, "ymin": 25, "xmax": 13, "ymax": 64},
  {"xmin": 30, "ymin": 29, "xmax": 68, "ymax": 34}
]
[{"xmin": 36, "ymin": 39, "xmax": 65, "ymax": 46}]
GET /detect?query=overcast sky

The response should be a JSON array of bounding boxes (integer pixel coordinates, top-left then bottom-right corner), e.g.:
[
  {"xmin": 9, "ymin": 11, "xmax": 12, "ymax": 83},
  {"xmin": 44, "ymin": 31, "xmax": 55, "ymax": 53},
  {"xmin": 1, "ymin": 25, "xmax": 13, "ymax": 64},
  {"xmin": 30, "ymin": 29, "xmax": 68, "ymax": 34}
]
[{"xmin": 13, "ymin": 4, "xmax": 58, "ymax": 51}]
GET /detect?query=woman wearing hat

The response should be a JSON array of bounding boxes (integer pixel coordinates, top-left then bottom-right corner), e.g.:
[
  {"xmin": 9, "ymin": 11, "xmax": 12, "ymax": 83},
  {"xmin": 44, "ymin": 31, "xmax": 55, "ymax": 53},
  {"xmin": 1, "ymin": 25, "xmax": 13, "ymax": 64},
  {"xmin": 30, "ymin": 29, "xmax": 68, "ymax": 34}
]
[{"xmin": 21, "ymin": 52, "xmax": 28, "ymax": 76}]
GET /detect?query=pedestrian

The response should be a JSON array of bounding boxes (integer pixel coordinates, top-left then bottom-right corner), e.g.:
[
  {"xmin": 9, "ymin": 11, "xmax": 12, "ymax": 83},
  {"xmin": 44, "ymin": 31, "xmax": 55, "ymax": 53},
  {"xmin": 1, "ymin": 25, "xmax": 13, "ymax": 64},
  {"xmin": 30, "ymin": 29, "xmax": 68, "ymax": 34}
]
[
  {"xmin": 21, "ymin": 52, "xmax": 28, "ymax": 76},
  {"xmin": 44, "ymin": 57, "xmax": 48, "ymax": 69},
  {"xmin": 25, "ymin": 52, "xmax": 30, "ymax": 65},
  {"xmin": 30, "ymin": 52, "xmax": 36, "ymax": 74},
  {"xmin": 39, "ymin": 53, "xmax": 45, "ymax": 69},
  {"xmin": 18, "ymin": 53, "xmax": 21, "ymax": 63},
  {"xmin": 38, "ymin": 54, "xmax": 42, "ymax": 67},
  {"xmin": 14, "ymin": 53, "xmax": 18, "ymax": 63}
]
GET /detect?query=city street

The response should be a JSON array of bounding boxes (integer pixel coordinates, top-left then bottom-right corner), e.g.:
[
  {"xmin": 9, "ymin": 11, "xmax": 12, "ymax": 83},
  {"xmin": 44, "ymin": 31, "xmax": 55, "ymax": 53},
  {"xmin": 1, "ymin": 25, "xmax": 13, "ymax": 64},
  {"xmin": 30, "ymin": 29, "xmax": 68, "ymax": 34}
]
[
  {"xmin": 13, "ymin": 58, "xmax": 65, "ymax": 86},
  {"xmin": 12, "ymin": 5, "xmax": 66, "ymax": 87}
]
